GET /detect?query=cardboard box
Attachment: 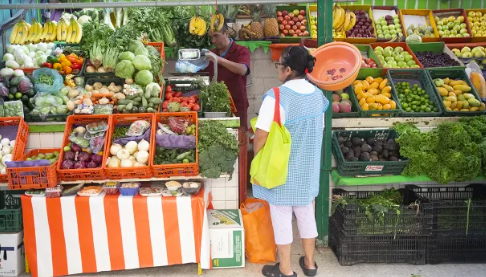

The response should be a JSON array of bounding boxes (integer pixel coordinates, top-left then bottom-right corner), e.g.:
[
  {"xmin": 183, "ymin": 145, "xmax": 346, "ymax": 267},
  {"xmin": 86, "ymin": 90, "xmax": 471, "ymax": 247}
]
[
  {"xmin": 0, "ymin": 231, "xmax": 24, "ymax": 277},
  {"xmin": 208, "ymin": 209, "xmax": 245, "ymax": 268}
]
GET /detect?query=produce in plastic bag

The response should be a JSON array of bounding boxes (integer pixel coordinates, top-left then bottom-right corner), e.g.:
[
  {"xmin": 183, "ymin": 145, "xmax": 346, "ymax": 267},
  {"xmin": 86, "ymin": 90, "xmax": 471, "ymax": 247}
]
[
  {"xmin": 31, "ymin": 92, "xmax": 69, "ymax": 119},
  {"xmin": 33, "ymin": 68, "xmax": 64, "ymax": 93},
  {"xmin": 114, "ymin": 127, "xmax": 151, "ymax": 145},
  {"xmin": 175, "ymin": 58, "xmax": 209, "ymax": 73},
  {"xmin": 405, "ymin": 33, "xmax": 422, "ymax": 44},
  {"xmin": 87, "ymin": 121, "xmax": 108, "ymax": 133},
  {"xmin": 94, "ymin": 104, "xmax": 114, "ymax": 114},
  {"xmin": 84, "ymin": 131, "xmax": 105, "ymax": 139},
  {"xmin": 126, "ymin": 120, "xmax": 151, "ymax": 136},
  {"xmin": 4, "ymin": 100, "xmax": 24, "ymax": 117},
  {"xmin": 90, "ymin": 136, "xmax": 105, "ymax": 153},
  {"xmin": 0, "ymin": 83, "xmax": 9, "ymax": 97},
  {"xmin": 69, "ymin": 132, "xmax": 90, "ymax": 148},
  {"xmin": 466, "ymin": 61, "xmax": 486, "ymax": 100},
  {"xmin": 74, "ymin": 104, "xmax": 94, "ymax": 114},
  {"xmin": 17, "ymin": 76, "xmax": 34, "ymax": 93},
  {"xmin": 156, "ymin": 134, "xmax": 196, "ymax": 149}
]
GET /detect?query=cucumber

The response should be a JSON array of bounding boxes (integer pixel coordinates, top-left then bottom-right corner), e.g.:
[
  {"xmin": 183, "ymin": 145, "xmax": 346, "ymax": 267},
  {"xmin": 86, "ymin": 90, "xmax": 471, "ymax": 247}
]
[
  {"xmin": 149, "ymin": 98, "xmax": 162, "ymax": 104},
  {"xmin": 126, "ymin": 94, "xmax": 136, "ymax": 100},
  {"xmin": 133, "ymin": 97, "xmax": 142, "ymax": 102},
  {"xmin": 117, "ymin": 105, "xmax": 126, "ymax": 111},
  {"xmin": 117, "ymin": 99, "xmax": 133, "ymax": 105},
  {"xmin": 147, "ymin": 108, "xmax": 155, "ymax": 113},
  {"xmin": 126, "ymin": 102, "xmax": 133, "ymax": 111},
  {"xmin": 142, "ymin": 97, "xmax": 148, "ymax": 108}
]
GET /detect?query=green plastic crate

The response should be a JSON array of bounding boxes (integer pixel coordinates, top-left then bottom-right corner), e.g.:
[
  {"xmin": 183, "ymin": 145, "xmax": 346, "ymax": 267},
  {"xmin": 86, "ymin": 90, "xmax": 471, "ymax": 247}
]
[
  {"xmin": 387, "ymin": 69, "xmax": 443, "ymax": 117},
  {"xmin": 332, "ymin": 129, "xmax": 409, "ymax": 176},
  {"xmin": 408, "ymin": 42, "xmax": 465, "ymax": 70},
  {"xmin": 0, "ymin": 191, "xmax": 22, "ymax": 233},
  {"xmin": 426, "ymin": 68, "xmax": 486, "ymax": 116},
  {"xmin": 355, "ymin": 44, "xmax": 383, "ymax": 78},
  {"xmin": 352, "ymin": 70, "xmax": 402, "ymax": 117},
  {"xmin": 332, "ymin": 86, "xmax": 360, "ymax": 118}
]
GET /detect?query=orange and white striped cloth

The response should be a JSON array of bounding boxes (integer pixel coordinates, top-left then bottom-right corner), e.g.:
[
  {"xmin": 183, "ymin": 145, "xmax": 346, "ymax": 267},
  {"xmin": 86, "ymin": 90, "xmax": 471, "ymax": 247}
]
[{"xmin": 21, "ymin": 185, "xmax": 212, "ymax": 277}]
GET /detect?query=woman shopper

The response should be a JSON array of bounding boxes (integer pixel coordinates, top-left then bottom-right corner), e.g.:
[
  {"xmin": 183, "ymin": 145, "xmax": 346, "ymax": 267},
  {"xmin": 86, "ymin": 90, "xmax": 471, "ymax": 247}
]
[{"xmin": 253, "ymin": 46, "xmax": 328, "ymax": 277}]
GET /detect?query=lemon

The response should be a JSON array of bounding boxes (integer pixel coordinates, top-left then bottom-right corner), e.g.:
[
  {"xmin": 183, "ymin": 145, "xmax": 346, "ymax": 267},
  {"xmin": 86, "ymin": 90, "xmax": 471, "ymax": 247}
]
[{"xmin": 311, "ymin": 25, "xmax": 317, "ymax": 31}]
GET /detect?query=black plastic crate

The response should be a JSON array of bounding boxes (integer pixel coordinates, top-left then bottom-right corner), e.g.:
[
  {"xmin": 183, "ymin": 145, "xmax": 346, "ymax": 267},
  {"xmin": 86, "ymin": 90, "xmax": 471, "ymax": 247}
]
[
  {"xmin": 332, "ymin": 129, "xmax": 409, "ymax": 176},
  {"xmin": 426, "ymin": 232, "xmax": 486, "ymax": 264},
  {"xmin": 329, "ymin": 219, "xmax": 427, "ymax": 266},
  {"xmin": 406, "ymin": 184, "xmax": 486, "ymax": 234},
  {"xmin": 0, "ymin": 191, "xmax": 22, "ymax": 232},
  {"xmin": 332, "ymin": 188, "xmax": 431, "ymax": 236}
]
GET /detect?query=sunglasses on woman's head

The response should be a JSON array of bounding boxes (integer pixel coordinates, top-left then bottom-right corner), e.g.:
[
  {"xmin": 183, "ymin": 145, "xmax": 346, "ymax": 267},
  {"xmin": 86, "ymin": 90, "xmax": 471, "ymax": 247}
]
[{"xmin": 274, "ymin": 62, "xmax": 284, "ymax": 68}]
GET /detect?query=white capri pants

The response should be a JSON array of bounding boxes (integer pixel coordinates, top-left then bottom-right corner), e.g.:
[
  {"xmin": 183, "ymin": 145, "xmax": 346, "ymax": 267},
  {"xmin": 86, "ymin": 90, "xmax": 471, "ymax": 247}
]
[{"xmin": 269, "ymin": 202, "xmax": 318, "ymax": 245}]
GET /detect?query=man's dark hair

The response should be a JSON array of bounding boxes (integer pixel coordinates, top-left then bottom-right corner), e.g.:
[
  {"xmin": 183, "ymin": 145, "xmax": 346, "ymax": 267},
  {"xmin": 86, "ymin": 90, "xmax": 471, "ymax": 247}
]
[{"xmin": 281, "ymin": 46, "xmax": 316, "ymax": 77}]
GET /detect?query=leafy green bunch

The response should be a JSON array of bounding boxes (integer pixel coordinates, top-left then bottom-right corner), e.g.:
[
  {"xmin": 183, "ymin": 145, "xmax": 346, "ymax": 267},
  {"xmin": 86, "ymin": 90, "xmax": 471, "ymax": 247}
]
[{"xmin": 200, "ymin": 81, "xmax": 232, "ymax": 115}]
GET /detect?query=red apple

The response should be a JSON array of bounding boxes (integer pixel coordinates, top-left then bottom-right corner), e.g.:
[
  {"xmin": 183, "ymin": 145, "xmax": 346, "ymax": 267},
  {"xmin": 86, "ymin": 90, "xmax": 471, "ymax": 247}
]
[
  {"xmin": 298, "ymin": 15, "xmax": 304, "ymax": 21},
  {"xmin": 282, "ymin": 10, "xmax": 288, "ymax": 16},
  {"xmin": 279, "ymin": 24, "xmax": 285, "ymax": 30},
  {"xmin": 284, "ymin": 15, "xmax": 290, "ymax": 21},
  {"xmin": 289, "ymin": 20, "xmax": 294, "ymax": 26},
  {"xmin": 300, "ymin": 10, "xmax": 306, "ymax": 15},
  {"xmin": 293, "ymin": 17, "xmax": 299, "ymax": 23},
  {"xmin": 283, "ymin": 29, "xmax": 289, "ymax": 35},
  {"xmin": 292, "ymin": 25, "xmax": 298, "ymax": 30},
  {"xmin": 277, "ymin": 16, "xmax": 284, "ymax": 23},
  {"xmin": 303, "ymin": 31, "xmax": 309, "ymax": 36},
  {"xmin": 289, "ymin": 13, "xmax": 294, "ymax": 18},
  {"xmin": 296, "ymin": 30, "xmax": 302, "ymax": 35},
  {"xmin": 296, "ymin": 22, "xmax": 302, "ymax": 28},
  {"xmin": 285, "ymin": 24, "xmax": 291, "ymax": 30},
  {"xmin": 280, "ymin": 33, "xmax": 286, "ymax": 37},
  {"xmin": 293, "ymin": 34, "xmax": 298, "ymax": 37},
  {"xmin": 289, "ymin": 30, "xmax": 294, "ymax": 36},
  {"xmin": 300, "ymin": 26, "xmax": 306, "ymax": 31},
  {"xmin": 277, "ymin": 11, "xmax": 283, "ymax": 16},
  {"xmin": 282, "ymin": 20, "xmax": 288, "ymax": 25},
  {"xmin": 301, "ymin": 19, "xmax": 308, "ymax": 25}
]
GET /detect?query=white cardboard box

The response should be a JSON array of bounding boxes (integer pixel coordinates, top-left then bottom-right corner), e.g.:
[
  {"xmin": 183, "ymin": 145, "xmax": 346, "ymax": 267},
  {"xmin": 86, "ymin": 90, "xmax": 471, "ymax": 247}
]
[
  {"xmin": 208, "ymin": 209, "xmax": 245, "ymax": 268},
  {"xmin": 0, "ymin": 231, "xmax": 24, "ymax": 277}
]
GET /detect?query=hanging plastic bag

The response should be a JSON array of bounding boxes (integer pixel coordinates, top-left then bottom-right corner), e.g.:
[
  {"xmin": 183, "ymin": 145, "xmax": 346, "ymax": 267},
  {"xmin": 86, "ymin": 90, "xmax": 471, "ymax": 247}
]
[{"xmin": 241, "ymin": 198, "xmax": 277, "ymax": 264}]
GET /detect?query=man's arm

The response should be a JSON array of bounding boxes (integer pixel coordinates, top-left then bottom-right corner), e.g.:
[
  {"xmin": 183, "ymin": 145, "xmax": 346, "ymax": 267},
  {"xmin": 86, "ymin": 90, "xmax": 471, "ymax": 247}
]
[{"xmin": 216, "ymin": 56, "xmax": 248, "ymax": 76}]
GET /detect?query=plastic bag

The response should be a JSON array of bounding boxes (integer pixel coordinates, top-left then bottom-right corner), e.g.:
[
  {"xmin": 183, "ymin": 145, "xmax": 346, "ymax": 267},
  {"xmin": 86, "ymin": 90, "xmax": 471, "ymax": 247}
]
[
  {"xmin": 114, "ymin": 126, "xmax": 151, "ymax": 145},
  {"xmin": 126, "ymin": 120, "xmax": 151, "ymax": 136},
  {"xmin": 69, "ymin": 132, "xmax": 90, "ymax": 148},
  {"xmin": 466, "ymin": 61, "xmax": 486, "ymax": 100},
  {"xmin": 240, "ymin": 198, "xmax": 277, "ymax": 264},
  {"xmin": 32, "ymin": 92, "xmax": 68, "ymax": 119},
  {"xmin": 175, "ymin": 57, "xmax": 209, "ymax": 73},
  {"xmin": 156, "ymin": 134, "xmax": 196, "ymax": 149},
  {"xmin": 0, "ymin": 83, "xmax": 9, "ymax": 97},
  {"xmin": 33, "ymin": 68, "xmax": 64, "ymax": 94},
  {"xmin": 90, "ymin": 136, "xmax": 105, "ymax": 153}
]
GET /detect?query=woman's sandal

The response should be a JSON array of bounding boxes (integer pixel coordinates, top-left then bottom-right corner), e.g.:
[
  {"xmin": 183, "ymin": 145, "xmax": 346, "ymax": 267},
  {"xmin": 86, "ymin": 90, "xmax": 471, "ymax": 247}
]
[
  {"xmin": 262, "ymin": 263, "xmax": 297, "ymax": 277},
  {"xmin": 299, "ymin": 256, "xmax": 318, "ymax": 277}
]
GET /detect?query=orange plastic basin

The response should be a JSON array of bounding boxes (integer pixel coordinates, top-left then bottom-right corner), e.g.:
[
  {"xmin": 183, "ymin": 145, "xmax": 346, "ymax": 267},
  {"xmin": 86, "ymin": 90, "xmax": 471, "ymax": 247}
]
[{"xmin": 307, "ymin": 42, "xmax": 362, "ymax": 91}]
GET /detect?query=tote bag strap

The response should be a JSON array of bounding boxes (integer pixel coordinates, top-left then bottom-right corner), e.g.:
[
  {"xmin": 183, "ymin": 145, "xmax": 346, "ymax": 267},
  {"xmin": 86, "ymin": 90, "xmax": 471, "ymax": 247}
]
[{"xmin": 273, "ymin": 87, "xmax": 282, "ymax": 126}]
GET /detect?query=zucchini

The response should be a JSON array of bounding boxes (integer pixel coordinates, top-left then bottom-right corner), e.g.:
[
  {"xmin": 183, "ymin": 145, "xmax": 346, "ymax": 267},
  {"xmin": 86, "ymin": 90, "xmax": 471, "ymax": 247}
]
[
  {"xmin": 145, "ymin": 90, "xmax": 151, "ymax": 99},
  {"xmin": 147, "ymin": 107, "xmax": 155, "ymax": 113},
  {"xmin": 149, "ymin": 98, "xmax": 162, "ymax": 104},
  {"xmin": 142, "ymin": 97, "xmax": 148, "ymax": 108},
  {"xmin": 117, "ymin": 105, "xmax": 126, "ymax": 111},
  {"xmin": 126, "ymin": 102, "xmax": 133, "ymax": 111},
  {"xmin": 176, "ymin": 151, "xmax": 192, "ymax": 161},
  {"xmin": 133, "ymin": 97, "xmax": 142, "ymax": 102},
  {"xmin": 117, "ymin": 99, "xmax": 133, "ymax": 105}
]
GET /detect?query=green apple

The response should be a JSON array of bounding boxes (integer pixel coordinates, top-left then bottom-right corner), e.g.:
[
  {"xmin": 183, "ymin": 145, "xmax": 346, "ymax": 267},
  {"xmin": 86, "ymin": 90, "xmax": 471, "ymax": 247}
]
[
  {"xmin": 460, "ymin": 28, "xmax": 468, "ymax": 34},
  {"xmin": 383, "ymin": 49, "xmax": 392, "ymax": 57},
  {"xmin": 437, "ymin": 21, "xmax": 444, "ymax": 26},
  {"xmin": 395, "ymin": 24, "xmax": 402, "ymax": 29},
  {"xmin": 385, "ymin": 34, "xmax": 392, "ymax": 40},
  {"xmin": 395, "ymin": 54, "xmax": 405, "ymax": 62},
  {"xmin": 389, "ymin": 60, "xmax": 397, "ymax": 66},
  {"xmin": 385, "ymin": 56, "xmax": 394, "ymax": 62},
  {"xmin": 444, "ymin": 30, "xmax": 450, "ymax": 35},
  {"xmin": 376, "ymin": 54, "xmax": 384, "ymax": 60},
  {"xmin": 397, "ymin": 61, "xmax": 407, "ymax": 67},
  {"xmin": 377, "ymin": 29, "xmax": 383, "ymax": 34},
  {"xmin": 375, "ymin": 46, "xmax": 384, "ymax": 52},
  {"xmin": 394, "ymin": 19, "xmax": 400, "ymax": 24},
  {"xmin": 395, "ymin": 46, "xmax": 404, "ymax": 53},
  {"xmin": 411, "ymin": 65, "xmax": 420, "ymax": 68},
  {"xmin": 382, "ymin": 25, "xmax": 389, "ymax": 31},
  {"xmin": 461, "ymin": 47, "xmax": 471, "ymax": 53},
  {"xmin": 390, "ymin": 29, "xmax": 397, "ymax": 35},
  {"xmin": 460, "ymin": 23, "xmax": 467, "ymax": 29},
  {"xmin": 383, "ymin": 30, "xmax": 390, "ymax": 35},
  {"xmin": 453, "ymin": 25, "xmax": 461, "ymax": 31},
  {"xmin": 450, "ymin": 30, "xmax": 457, "ymax": 35},
  {"xmin": 392, "ymin": 15, "xmax": 399, "ymax": 19},
  {"xmin": 389, "ymin": 25, "xmax": 396, "ymax": 30},
  {"xmin": 384, "ymin": 46, "xmax": 393, "ymax": 52},
  {"xmin": 443, "ymin": 34, "xmax": 449, "ymax": 38},
  {"xmin": 407, "ymin": 60, "xmax": 416, "ymax": 66},
  {"xmin": 383, "ymin": 63, "xmax": 390, "ymax": 68},
  {"xmin": 439, "ymin": 30, "xmax": 445, "ymax": 36}
]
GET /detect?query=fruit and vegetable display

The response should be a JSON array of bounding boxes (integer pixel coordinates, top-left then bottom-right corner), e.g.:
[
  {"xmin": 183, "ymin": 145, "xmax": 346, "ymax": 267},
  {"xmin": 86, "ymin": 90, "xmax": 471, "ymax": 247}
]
[
  {"xmin": 309, "ymin": 14, "xmax": 317, "ymax": 39},
  {"xmin": 3, "ymin": 43, "xmax": 56, "ymax": 69},
  {"xmin": 200, "ymin": 81, "xmax": 231, "ymax": 115},
  {"xmin": 434, "ymin": 14, "xmax": 470, "ymax": 38},
  {"xmin": 406, "ymin": 24, "xmax": 436, "ymax": 40},
  {"xmin": 336, "ymin": 133, "xmax": 402, "ymax": 162},
  {"xmin": 198, "ymin": 120, "xmax": 239, "ymax": 178},
  {"xmin": 353, "ymin": 76, "xmax": 397, "ymax": 114},
  {"xmin": 107, "ymin": 120, "xmax": 151, "ymax": 169},
  {"xmin": 346, "ymin": 10, "xmax": 375, "ymax": 39},
  {"xmin": 360, "ymin": 56, "xmax": 379, "ymax": 68},
  {"xmin": 59, "ymin": 123, "xmax": 106, "ymax": 170},
  {"xmin": 394, "ymin": 116, "xmax": 486, "ymax": 183},
  {"xmin": 451, "ymin": 46, "xmax": 486, "ymax": 60},
  {"xmin": 468, "ymin": 11, "xmax": 486, "ymax": 38},
  {"xmin": 163, "ymin": 84, "xmax": 201, "ymax": 112},
  {"xmin": 395, "ymin": 81, "xmax": 439, "ymax": 113},
  {"xmin": 375, "ymin": 15, "xmax": 403, "ymax": 41},
  {"xmin": 413, "ymin": 51, "xmax": 461, "ymax": 68},
  {"xmin": 0, "ymin": 136, "xmax": 17, "ymax": 175},
  {"xmin": 0, "ymin": 69, "xmax": 37, "ymax": 116},
  {"xmin": 373, "ymin": 46, "xmax": 420, "ymax": 68},
  {"xmin": 9, "ymin": 16, "xmax": 82, "ymax": 45},
  {"xmin": 117, "ymin": 81, "xmax": 162, "ymax": 113},
  {"xmin": 277, "ymin": 7, "xmax": 309, "ymax": 38},
  {"xmin": 154, "ymin": 117, "xmax": 196, "ymax": 165},
  {"xmin": 25, "ymin": 151, "xmax": 60, "ymax": 165},
  {"xmin": 331, "ymin": 90, "xmax": 353, "ymax": 114},
  {"xmin": 42, "ymin": 50, "xmax": 85, "ymax": 76},
  {"xmin": 432, "ymin": 77, "xmax": 485, "ymax": 112},
  {"xmin": 332, "ymin": 5, "xmax": 357, "ymax": 39}
]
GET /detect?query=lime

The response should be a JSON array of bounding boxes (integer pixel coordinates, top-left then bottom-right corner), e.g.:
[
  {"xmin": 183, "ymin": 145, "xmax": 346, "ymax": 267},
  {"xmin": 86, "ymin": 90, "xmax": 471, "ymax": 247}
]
[
  {"xmin": 15, "ymin": 92, "xmax": 22, "ymax": 99},
  {"xmin": 8, "ymin": 93, "xmax": 14, "ymax": 100}
]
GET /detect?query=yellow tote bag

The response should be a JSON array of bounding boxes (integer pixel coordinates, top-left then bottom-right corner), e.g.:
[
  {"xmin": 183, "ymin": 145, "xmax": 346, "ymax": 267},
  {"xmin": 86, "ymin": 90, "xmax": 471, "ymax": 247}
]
[{"xmin": 250, "ymin": 87, "xmax": 291, "ymax": 189}]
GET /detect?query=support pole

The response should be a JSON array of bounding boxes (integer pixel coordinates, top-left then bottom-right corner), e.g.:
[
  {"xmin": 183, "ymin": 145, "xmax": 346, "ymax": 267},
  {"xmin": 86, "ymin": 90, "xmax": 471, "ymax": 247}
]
[{"xmin": 315, "ymin": 0, "xmax": 334, "ymax": 247}]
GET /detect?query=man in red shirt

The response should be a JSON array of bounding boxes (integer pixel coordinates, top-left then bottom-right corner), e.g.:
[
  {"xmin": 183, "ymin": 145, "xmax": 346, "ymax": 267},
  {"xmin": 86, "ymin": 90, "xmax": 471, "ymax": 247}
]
[{"xmin": 207, "ymin": 23, "xmax": 251, "ymax": 130}]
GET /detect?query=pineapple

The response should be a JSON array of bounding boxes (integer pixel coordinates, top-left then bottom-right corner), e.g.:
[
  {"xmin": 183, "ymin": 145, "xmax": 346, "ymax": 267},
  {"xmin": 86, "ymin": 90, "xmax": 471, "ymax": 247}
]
[
  {"xmin": 263, "ymin": 4, "xmax": 279, "ymax": 37},
  {"xmin": 249, "ymin": 5, "xmax": 264, "ymax": 39}
]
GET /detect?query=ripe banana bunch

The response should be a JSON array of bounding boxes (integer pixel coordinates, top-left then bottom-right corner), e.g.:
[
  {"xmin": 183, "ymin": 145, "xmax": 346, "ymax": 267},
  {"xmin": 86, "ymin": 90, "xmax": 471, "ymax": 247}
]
[
  {"xmin": 333, "ymin": 5, "xmax": 356, "ymax": 33},
  {"xmin": 9, "ymin": 20, "xmax": 29, "ymax": 45},
  {"xmin": 210, "ymin": 13, "xmax": 224, "ymax": 32},
  {"xmin": 189, "ymin": 16, "xmax": 207, "ymax": 36},
  {"xmin": 64, "ymin": 18, "xmax": 83, "ymax": 43},
  {"xmin": 343, "ymin": 11, "xmax": 356, "ymax": 31}
]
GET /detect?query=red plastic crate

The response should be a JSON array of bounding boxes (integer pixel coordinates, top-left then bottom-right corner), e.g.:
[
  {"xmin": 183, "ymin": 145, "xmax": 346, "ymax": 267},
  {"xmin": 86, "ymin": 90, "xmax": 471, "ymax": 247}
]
[
  {"xmin": 151, "ymin": 112, "xmax": 199, "ymax": 178},
  {"xmin": 57, "ymin": 115, "xmax": 111, "ymax": 182},
  {"xmin": 0, "ymin": 117, "xmax": 29, "ymax": 183},
  {"xmin": 8, "ymin": 148, "xmax": 60, "ymax": 190},
  {"xmin": 103, "ymin": 113, "xmax": 155, "ymax": 180}
]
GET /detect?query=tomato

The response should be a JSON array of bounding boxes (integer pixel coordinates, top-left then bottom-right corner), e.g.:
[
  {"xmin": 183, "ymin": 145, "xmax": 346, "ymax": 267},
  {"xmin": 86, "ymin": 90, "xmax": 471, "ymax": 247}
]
[
  {"xmin": 175, "ymin": 91, "xmax": 182, "ymax": 97},
  {"xmin": 188, "ymin": 103, "xmax": 194, "ymax": 109},
  {"xmin": 163, "ymin": 108, "xmax": 168, "ymax": 112},
  {"xmin": 181, "ymin": 102, "xmax": 189, "ymax": 107},
  {"xmin": 172, "ymin": 97, "xmax": 181, "ymax": 103},
  {"xmin": 190, "ymin": 95, "xmax": 198, "ymax": 101},
  {"xmin": 162, "ymin": 101, "xmax": 169, "ymax": 109},
  {"xmin": 165, "ymin": 92, "xmax": 173, "ymax": 100},
  {"xmin": 192, "ymin": 104, "xmax": 200, "ymax": 111},
  {"xmin": 188, "ymin": 98, "xmax": 196, "ymax": 104},
  {"xmin": 166, "ymin": 86, "xmax": 172, "ymax": 92}
]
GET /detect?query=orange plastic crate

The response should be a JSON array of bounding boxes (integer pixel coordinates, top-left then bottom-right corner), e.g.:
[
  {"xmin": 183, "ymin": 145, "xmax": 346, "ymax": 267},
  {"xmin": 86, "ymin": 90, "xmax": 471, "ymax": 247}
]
[
  {"xmin": 57, "ymin": 115, "xmax": 111, "ymax": 182},
  {"xmin": 103, "ymin": 113, "xmax": 155, "ymax": 180},
  {"xmin": 147, "ymin": 42, "xmax": 166, "ymax": 76},
  {"xmin": 399, "ymin": 9, "xmax": 440, "ymax": 43},
  {"xmin": 0, "ymin": 117, "xmax": 29, "ymax": 183},
  {"xmin": 151, "ymin": 112, "xmax": 199, "ymax": 178},
  {"xmin": 8, "ymin": 148, "xmax": 60, "ymax": 190}
]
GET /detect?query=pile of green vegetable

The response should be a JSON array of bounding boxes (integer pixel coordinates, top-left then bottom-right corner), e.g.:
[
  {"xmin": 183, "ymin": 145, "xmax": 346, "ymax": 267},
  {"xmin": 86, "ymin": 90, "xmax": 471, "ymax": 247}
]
[
  {"xmin": 394, "ymin": 116, "xmax": 486, "ymax": 184},
  {"xmin": 154, "ymin": 147, "xmax": 195, "ymax": 164},
  {"xmin": 198, "ymin": 121, "xmax": 239, "ymax": 178},
  {"xmin": 200, "ymin": 81, "xmax": 232, "ymax": 115},
  {"xmin": 117, "ymin": 82, "xmax": 162, "ymax": 113}
]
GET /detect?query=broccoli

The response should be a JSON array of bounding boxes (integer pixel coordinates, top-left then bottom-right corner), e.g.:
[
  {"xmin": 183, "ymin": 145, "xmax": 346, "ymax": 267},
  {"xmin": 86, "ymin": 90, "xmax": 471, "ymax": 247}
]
[{"xmin": 199, "ymin": 144, "xmax": 238, "ymax": 179}]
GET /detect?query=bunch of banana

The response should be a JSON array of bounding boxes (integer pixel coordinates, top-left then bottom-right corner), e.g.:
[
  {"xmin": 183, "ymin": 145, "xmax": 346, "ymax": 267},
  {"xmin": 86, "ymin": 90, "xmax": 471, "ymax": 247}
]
[
  {"xmin": 9, "ymin": 20, "xmax": 29, "ymax": 45},
  {"xmin": 343, "ymin": 10, "xmax": 356, "ymax": 31},
  {"xmin": 65, "ymin": 18, "xmax": 83, "ymax": 43},
  {"xmin": 333, "ymin": 5, "xmax": 356, "ymax": 33},
  {"xmin": 42, "ymin": 20, "xmax": 58, "ymax": 42},
  {"xmin": 25, "ymin": 19, "xmax": 43, "ymax": 44},
  {"xmin": 210, "ymin": 13, "xmax": 224, "ymax": 32},
  {"xmin": 57, "ymin": 18, "xmax": 68, "ymax": 41},
  {"xmin": 189, "ymin": 16, "xmax": 207, "ymax": 36}
]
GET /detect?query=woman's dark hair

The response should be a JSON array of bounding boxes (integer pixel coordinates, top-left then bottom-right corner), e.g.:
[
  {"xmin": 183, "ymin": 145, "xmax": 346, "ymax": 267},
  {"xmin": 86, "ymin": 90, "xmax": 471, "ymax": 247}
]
[{"xmin": 280, "ymin": 46, "xmax": 316, "ymax": 77}]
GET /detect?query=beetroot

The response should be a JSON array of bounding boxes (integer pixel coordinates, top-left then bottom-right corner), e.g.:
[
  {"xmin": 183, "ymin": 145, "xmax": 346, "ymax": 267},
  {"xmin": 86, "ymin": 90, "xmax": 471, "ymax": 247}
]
[{"xmin": 63, "ymin": 151, "xmax": 75, "ymax": 161}]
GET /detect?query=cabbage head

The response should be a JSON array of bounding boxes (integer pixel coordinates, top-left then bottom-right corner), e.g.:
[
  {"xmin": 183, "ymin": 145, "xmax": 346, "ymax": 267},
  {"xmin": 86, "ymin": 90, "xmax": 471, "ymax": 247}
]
[
  {"xmin": 119, "ymin": 51, "xmax": 135, "ymax": 62},
  {"xmin": 134, "ymin": 70, "xmax": 153, "ymax": 87},
  {"xmin": 133, "ymin": 55, "xmax": 152, "ymax": 71},
  {"xmin": 115, "ymin": 60, "xmax": 135, "ymax": 79},
  {"xmin": 129, "ymin": 40, "xmax": 148, "ymax": 56}
]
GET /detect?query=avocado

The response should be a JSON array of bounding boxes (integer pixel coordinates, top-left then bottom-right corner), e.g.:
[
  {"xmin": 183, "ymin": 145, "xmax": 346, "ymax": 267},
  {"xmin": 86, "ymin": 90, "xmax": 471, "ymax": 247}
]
[
  {"xmin": 359, "ymin": 152, "xmax": 371, "ymax": 161},
  {"xmin": 341, "ymin": 146, "xmax": 349, "ymax": 154},
  {"xmin": 370, "ymin": 155, "xmax": 379, "ymax": 161},
  {"xmin": 389, "ymin": 156, "xmax": 399, "ymax": 161},
  {"xmin": 361, "ymin": 143, "xmax": 372, "ymax": 152},
  {"xmin": 390, "ymin": 151, "xmax": 399, "ymax": 157},
  {"xmin": 370, "ymin": 151, "xmax": 378, "ymax": 156},
  {"xmin": 345, "ymin": 151, "xmax": 354, "ymax": 161},
  {"xmin": 382, "ymin": 150, "xmax": 390, "ymax": 158},
  {"xmin": 373, "ymin": 145, "xmax": 383, "ymax": 153},
  {"xmin": 344, "ymin": 140, "xmax": 353, "ymax": 148},
  {"xmin": 27, "ymin": 89, "xmax": 35, "ymax": 97},
  {"xmin": 348, "ymin": 157, "xmax": 359, "ymax": 162},
  {"xmin": 384, "ymin": 142, "xmax": 397, "ymax": 151},
  {"xmin": 352, "ymin": 137, "xmax": 362, "ymax": 146},
  {"xmin": 337, "ymin": 136, "xmax": 346, "ymax": 144},
  {"xmin": 366, "ymin": 137, "xmax": 376, "ymax": 145},
  {"xmin": 21, "ymin": 95, "xmax": 29, "ymax": 103},
  {"xmin": 379, "ymin": 157, "xmax": 387, "ymax": 161}
]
